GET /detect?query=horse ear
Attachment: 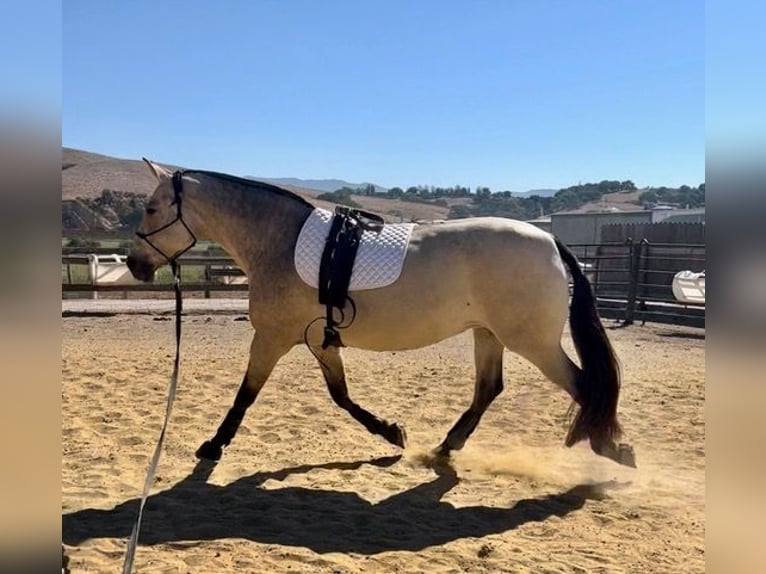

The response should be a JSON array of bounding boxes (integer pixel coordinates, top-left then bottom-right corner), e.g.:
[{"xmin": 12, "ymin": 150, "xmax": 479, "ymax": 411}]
[{"xmin": 142, "ymin": 158, "xmax": 173, "ymax": 182}]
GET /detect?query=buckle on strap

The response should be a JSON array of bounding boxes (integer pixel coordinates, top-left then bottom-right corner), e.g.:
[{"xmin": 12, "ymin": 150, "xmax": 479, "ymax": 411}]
[{"xmin": 334, "ymin": 206, "xmax": 384, "ymax": 233}]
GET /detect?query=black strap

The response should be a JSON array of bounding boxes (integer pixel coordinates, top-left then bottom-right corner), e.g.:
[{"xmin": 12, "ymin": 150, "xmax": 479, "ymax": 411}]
[{"xmin": 317, "ymin": 207, "xmax": 383, "ymax": 349}]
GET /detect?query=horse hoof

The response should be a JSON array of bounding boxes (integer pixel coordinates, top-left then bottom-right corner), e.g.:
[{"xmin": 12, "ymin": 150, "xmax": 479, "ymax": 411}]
[
  {"xmin": 385, "ymin": 424, "xmax": 407, "ymax": 448},
  {"xmin": 434, "ymin": 445, "xmax": 452, "ymax": 459},
  {"xmin": 195, "ymin": 440, "xmax": 223, "ymax": 461},
  {"xmin": 420, "ymin": 447, "xmax": 454, "ymax": 470},
  {"xmin": 616, "ymin": 443, "xmax": 637, "ymax": 468},
  {"xmin": 394, "ymin": 425, "xmax": 407, "ymax": 448}
]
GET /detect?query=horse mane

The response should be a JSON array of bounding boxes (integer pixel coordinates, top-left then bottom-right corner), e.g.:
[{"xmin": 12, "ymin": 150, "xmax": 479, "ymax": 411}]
[{"xmin": 185, "ymin": 169, "xmax": 315, "ymax": 209}]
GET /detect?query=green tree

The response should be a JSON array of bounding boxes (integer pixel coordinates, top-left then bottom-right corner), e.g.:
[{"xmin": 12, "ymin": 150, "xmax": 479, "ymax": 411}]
[
  {"xmin": 66, "ymin": 237, "xmax": 101, "ymax": 249},
  {"xmin": 448, "ymin": 205, "xmax": 473, "ymax": 219},
  {"xmin": 317, "ymin": 187, "xmax": 361, "ymax": 207}
]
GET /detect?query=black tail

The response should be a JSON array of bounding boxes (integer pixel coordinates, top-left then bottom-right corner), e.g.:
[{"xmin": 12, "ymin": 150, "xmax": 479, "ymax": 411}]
[{"xmin": 554, "ymin": 238, "xmax": 622, "ymax": 447}]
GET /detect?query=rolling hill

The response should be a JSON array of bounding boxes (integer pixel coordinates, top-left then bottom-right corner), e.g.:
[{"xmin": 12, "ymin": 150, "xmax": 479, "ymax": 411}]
[
  {"xmin": 62, "ymin": 147, "xmax": 689, "ymax": 238},
  {"xmin": 249, "ymin": 177, "xmax": 387, "ymax": 194},
  {"xmin": 62, "ymin": 148, "xmax": 450, "ymax": 236}
]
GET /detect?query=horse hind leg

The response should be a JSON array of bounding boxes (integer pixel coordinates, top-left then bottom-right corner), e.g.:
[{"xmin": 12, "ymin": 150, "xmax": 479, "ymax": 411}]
[
  {"xmin": 524, "ymin": 344, "xmax": 636, "ymax": 468},
  {"xmin": 436, "ymin": 328, "xmax": 505, "ymax": 456},
  {"xmin": 314, "ymin": 345, "xmax": 407, "ymax": 448}
]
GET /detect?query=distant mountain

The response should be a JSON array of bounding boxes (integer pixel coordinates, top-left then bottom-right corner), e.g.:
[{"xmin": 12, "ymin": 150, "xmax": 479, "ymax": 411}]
[{"xmin": 248, "ymin": 176, "xmax": 388, "ymax": 194}]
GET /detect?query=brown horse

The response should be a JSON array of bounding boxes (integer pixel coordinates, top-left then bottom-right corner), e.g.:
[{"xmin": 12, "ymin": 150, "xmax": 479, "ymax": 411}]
[{"xmin": 128, "ymin": 160, "xmax": 635, "ymax": 468}]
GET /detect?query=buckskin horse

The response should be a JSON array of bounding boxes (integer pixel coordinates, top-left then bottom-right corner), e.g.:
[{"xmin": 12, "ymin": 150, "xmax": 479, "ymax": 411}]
[{"xmin": 127, "ymin": 160, "xmax": 636, "ymax": 468}]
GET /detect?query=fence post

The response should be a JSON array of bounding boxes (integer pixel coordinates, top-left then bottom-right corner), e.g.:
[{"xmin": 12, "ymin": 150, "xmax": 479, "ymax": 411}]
[
  {"xmin": 88, "ymin": 253, "xmax": 98, "ymax": 301},
  {"xmin": 636, "ymin": 239, "xmax": 650, "ymax": 325},
  {"xmin": 204, "ymin": 264, "xmax": 211, "ymax": 299},
  {"xmin": 592, "ymin": 243, "xmax": 600, "ymax": 297},
  {"xmin": 623, "ymin": 238, "xmax": 637, "ymax": 325}
]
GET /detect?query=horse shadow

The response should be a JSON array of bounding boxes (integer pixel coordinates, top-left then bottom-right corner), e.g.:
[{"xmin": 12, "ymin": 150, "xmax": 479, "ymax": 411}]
[{"xmin": 63, "ymin": 455, "xmax": 620, "ymax": 555}]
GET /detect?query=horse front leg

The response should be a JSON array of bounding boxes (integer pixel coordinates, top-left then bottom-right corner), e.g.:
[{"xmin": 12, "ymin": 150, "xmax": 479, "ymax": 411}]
[
  {"xmin": 436, "ymin": 328, "xmax": 505, "ymax": 456},
  {"xmin": 196, "ymin": 333, "xmax": 289, "ymax": 461},
  {"xmin": 313, "ymin": 345, "xmax": 407, "ymax": 448}
]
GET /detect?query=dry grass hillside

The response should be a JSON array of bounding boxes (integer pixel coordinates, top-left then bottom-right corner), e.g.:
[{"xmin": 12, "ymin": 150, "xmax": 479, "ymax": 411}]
[
  {"xmin": 62, "ymin": 148, "xmax": 449, "ymax": 224},
  {"xmin": 63, "ymin": 148, "xmax": 170, "ymax": 200},
  {"xmin": 567, "ymin": 189, "xmax": 646, "ymax": 213}
]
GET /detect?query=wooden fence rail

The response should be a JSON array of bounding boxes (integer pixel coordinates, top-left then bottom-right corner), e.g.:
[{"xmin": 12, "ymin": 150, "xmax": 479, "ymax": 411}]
[{"xmin": 62, "ymin": 252, "xmax": 250, "ymax": 298}]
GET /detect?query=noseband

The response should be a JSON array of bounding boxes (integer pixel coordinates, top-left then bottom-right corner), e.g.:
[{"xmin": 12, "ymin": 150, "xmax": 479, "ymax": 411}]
[{"xmin": 135, "ymin": 170, "xmax": 198, "ymax": 263}]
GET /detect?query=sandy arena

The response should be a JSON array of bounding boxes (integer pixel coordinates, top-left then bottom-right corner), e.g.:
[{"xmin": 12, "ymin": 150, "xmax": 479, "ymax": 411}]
[{"xmin": 62, "ymin": 311, "xmax": 704, "ymax": 573}]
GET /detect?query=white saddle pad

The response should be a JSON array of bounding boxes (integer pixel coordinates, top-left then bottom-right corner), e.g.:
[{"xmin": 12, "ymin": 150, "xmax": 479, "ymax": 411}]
[{"xmin": 294, "ymin": 208, "xmax": 416, "ymax": 291}]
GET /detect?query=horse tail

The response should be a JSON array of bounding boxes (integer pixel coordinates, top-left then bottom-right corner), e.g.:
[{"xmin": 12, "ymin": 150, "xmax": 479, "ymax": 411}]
[{"xmin": 554, "ymin": 238, "xmax": 622, "ymax": 447}]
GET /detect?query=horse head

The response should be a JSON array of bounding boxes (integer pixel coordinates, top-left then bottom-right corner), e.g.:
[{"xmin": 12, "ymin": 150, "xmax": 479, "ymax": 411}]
[{"xmin": 127, "ymin": 159, "xmax": 197, "ymax": 281}]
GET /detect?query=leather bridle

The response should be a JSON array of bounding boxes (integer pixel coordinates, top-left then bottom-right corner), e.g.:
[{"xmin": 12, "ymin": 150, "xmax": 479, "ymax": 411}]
[{"xmin": 135, "ymin": 170, "xmax": 197, "ymax": 263}]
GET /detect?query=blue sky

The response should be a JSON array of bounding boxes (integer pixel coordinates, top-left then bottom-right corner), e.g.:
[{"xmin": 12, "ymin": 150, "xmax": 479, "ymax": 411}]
[
  {"xmin": 1, "ymin": 1, "xmax": 60, "ymax": 118},
  {"xmin": 63, "ymin": 0, "xmax": 704, "ymax": 191},
  {"xmin": 706, "ymin": 0, "xmax": 766, "ymax": 160}
]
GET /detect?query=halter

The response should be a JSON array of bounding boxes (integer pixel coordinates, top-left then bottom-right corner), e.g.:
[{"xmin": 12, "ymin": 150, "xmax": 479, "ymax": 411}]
[{"xmin": 135, "ymin": 170, "xmax": 198, "ymax": 263}]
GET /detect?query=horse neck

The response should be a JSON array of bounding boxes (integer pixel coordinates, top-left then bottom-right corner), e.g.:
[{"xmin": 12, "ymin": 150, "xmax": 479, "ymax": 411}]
[{"xmin": 184, "ymin": 176, "xmax": 312, "ymax": 273}]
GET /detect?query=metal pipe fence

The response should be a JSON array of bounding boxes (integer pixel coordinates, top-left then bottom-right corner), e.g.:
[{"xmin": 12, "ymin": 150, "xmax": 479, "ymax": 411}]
[{"xmin": 569, "ymin": 240, "xmax": 705, "ymax": 328}]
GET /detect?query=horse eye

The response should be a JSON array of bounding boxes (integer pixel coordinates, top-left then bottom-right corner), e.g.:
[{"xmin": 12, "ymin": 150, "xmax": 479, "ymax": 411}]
[{"xmin": 146, "ymin": 207, "xmax": 157, "ymax": 215}]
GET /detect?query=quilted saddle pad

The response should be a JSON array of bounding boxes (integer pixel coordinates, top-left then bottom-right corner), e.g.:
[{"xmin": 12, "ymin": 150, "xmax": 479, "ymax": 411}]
[{"xmin": 294, "ymin": 208, "xmax": 416, "ymax": 291}]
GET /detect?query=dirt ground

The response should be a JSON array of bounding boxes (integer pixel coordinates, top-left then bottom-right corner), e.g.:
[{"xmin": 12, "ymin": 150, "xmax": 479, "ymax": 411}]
[{"xmin": 62, "ymin": 313, "xmax": 704, "ymax": 573}]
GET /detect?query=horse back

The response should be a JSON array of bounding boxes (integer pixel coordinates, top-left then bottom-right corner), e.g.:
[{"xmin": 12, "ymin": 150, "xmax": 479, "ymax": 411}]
[{"xmin": 406, "ymin": 217, "xmax": 563, "ymax": 279}]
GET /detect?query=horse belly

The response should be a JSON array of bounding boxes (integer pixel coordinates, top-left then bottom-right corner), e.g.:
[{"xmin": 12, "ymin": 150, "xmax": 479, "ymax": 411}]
[
  {"xmin": 340, "ymin": 288, "xmax": 481, "ymax": 352},
  {"xmin": 338, "ymin": 219, "xmax": 568, "ymax": 352}
]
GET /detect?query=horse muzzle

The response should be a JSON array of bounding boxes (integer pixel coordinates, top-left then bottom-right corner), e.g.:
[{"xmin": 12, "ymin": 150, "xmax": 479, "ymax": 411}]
[{"xmin": 126, "ymin": 255, "xmax": 156, "ymax": 282}]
